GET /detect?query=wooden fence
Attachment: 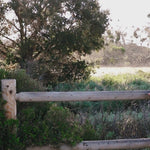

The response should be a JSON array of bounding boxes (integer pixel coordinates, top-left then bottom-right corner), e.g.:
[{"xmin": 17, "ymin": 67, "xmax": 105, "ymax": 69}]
[{"xmin": 2, "ymin": 79, "xmax": 150, "ymax": 150}]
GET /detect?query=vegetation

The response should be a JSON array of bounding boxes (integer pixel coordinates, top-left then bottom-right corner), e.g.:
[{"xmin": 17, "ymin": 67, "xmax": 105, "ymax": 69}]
[
  {"xmin": 1, "ymin": 69, "xmax": 150, "ymax": 149},
  {"xmin": 0, "ymin": 68, "xmax": 44, "ymax": 92},
  {"xmin": 1, "ymin": 1, "xmax": 150, "ymax": 149},
  {"xmin": 0, "ymin": 69, "xmax": 82, "ymax": 149},
  {"xmin": 82, "ymin": 43, "xmax": 150, "ymax": 67},
  {"xmin": 17, "ymin": 104, "xmax": 83, "ymax": 148},
  {"xmin": 0, "ymin": 0, "xmax": 108, "ymax": 85},
  {"xmin": 0, "ymin": 96, "xmax": 21, "ymax": 150}
]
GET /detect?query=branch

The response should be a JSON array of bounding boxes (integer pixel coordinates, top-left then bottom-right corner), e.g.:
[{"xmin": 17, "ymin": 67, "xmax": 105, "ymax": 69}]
[
  {"xmin": 33, "ymin": 51, "xmax": 42, "ymax": 59},
  {"xmin": 13, "ymin": 2, "xmax": 25, "ymax": 41},
  {"xmin": 0, "ymin": 49, "xmax": 7, "ymax": 56},
  {"xmin": 5, "ymin": 18, "xmax": 21, "ymax": 32},
  {"xmin": 2, "ymin": 34, "xmax": 20, "ymax": 47}
]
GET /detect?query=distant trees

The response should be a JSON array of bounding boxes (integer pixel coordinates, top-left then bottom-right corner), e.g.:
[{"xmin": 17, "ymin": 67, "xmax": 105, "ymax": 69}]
[
  {"xmin": 0, "ymin": 0, "xmax": 108, "ymax": 85},
  {"xmin": 104, "ymin": 28, "xmax": 127, "ymax": 46}
]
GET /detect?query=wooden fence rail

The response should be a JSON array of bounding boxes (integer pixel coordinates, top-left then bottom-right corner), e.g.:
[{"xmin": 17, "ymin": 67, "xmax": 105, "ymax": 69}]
[
  {"xmin": 1, "ymin": 79, "xmax": 150, "ymax": 150},
  {"xmin": 74, "ymin": 138, "xmax": 150, "ymax": 150},
  {"xmin": 16, "ymin": 90, "xmax": 150, "ymax": 102}
]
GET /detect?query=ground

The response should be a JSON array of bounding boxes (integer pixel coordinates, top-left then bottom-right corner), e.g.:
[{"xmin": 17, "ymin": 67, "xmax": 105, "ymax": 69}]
[{"xmin": 92, "ymin": 67, "xmax": 150, "ymax": 77}]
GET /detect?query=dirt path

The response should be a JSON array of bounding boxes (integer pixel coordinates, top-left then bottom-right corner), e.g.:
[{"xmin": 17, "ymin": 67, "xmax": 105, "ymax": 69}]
[{"xmin": 92, "ymin": 67, "xmax": 150, "ymax": 77}]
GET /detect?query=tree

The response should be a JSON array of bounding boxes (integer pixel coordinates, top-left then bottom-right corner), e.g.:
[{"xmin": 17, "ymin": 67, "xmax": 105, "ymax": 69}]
[{"xmin": 0, "ymin": 0, "xmax": 108, "ymax": 85}]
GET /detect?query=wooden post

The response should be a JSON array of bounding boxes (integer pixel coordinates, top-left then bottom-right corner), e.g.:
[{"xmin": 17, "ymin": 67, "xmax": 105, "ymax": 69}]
[{"xmin": 1, "ymin": 79, "xmax": 17, "ymax": 119}]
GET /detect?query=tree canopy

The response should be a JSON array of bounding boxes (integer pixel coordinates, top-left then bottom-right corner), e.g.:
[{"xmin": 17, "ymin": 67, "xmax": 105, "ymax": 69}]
[{"xmin": 0, "ymin": 0, "xmax": 108, "ymax": 85}]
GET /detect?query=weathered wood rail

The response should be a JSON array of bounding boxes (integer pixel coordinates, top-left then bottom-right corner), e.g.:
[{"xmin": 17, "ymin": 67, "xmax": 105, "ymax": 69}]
[
  {"xmin": 75, "ymin": 138, "xmax": 150, "ymax": 150},
  {"xmin": 1, "ymin": 79, "xmax": 150, "ymax": 150},
  {"xmin": 16, "ymin": 90, "xmax": 150, "ymax": 102}
]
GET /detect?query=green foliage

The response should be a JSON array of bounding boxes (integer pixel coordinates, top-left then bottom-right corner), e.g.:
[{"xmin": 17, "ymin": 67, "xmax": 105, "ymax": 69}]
[
  {"xmin": 0, "ymin": 68, "xmax": 8, "ymax": 79},
  {"xmin": 86, "ymin": 110, "xmax": 150, "ymax": 140},
  {"xmin": 0, "ymin": 69, "xmax": 44, "ymax": 92},
  {"xmin": 40, "ymin": 60, "xmax": 92, "ymax": 87},
  {"xmin": 18, "ymin": 105, "xmax": 50, "ymax": 147},
  {"xmin": 44, "ymin": 104, "xmax": 82, "ymax": 145},
  {"xmin": 0, "ymin": 97, "xmax": 22, "ymax": 150},
  {"xmin": 18, "ymin": 104, "xmax": 82, "ymax": 147},
  {"xmin": 52, "ymin": 72, "xmax": 150, "ymax": 141},
  {"xmin": 112, "ymin": 46, "xmax": 125, "ymax": 53},
  {"xmin": 0, "ymin": 0, "xmax": 108, "ymax": 85},
  {"xmin": 0, "ymin": 69, "xmax": 84, "ymax": 148},
  {"xmin": 7, "ymin": 69, "xmax": 45, "ymax": 92},
  {"xmin": 1, "ymin": 69, "xmax": 150, "ymax": 148},
  {"xmin": 105, "ymin": 131, "xmax": 115, "ymax": 140},
  {"xmin": 0, "ymin": 98, "xmax": 83, "ymax": 149},
  {"xmin": 0, "ymin": 69, "xmax": 8, "ymax": 90},
  {"xmin": 81, "ymin": 121, "xmax": 98, "ymax": 140},
  {"xmin": 100, "ymin": 72, "xmax": 150, "ymax": 91},
  {"xmin": 48, "ymin": 72, "xmax": 150, "ymax": 113},
  {"xmin": 48, "ymin": 79, "xmax": 103, "ymax": 92}
]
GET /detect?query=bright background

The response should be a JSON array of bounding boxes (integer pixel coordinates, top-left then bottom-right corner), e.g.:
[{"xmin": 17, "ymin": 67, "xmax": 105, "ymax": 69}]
[
  {"xmin": 99, "ymin": 0, "xmax": 150, "ymax": 45},
  {"xmin": 100, "ymin": 0, "xmax": 150, "ymax": 29}
]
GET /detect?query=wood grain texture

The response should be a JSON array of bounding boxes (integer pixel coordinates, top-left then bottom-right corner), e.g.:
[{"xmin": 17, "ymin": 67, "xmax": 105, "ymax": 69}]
[
  {"xmin": 1, "ymin": 79, "xmax": 16, "ymax": 119},
  {"xmin": 16, "ymin": 90, "xmax": 150, "ymax": 102}
]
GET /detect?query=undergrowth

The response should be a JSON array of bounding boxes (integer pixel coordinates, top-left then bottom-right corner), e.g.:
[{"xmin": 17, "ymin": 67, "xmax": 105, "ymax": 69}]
[{"xmin": 1, "ymin": 69, "xmax": 150, "ymax": 149}]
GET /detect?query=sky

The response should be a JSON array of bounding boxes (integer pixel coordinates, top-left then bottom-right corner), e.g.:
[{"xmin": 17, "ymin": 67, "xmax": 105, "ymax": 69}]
[{"xmin": 99, "ymin": 0, "xmax": 150, "ymax": 45}]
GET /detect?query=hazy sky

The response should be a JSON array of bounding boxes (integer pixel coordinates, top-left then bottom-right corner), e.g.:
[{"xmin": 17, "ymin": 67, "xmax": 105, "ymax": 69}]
[
  {"xmin": 100, "ymin": 0, "xmax": 150, "ymax": 29},
  {"xmin": 99, "ymin": 0, "xmax": 150, "ymax": 45}
]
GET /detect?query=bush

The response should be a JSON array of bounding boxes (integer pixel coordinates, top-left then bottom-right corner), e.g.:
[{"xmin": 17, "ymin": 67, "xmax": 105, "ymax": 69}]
[
  {"xmin": 18, "ymin": 104, "xmax": 82, "ymax": 147},
  {"xmin": 45, "ymin": 104, "xmax": 82, "ymax": 145},
  {"xmin": 7, "ymin": 69, "xmax": 45, "ymax": 92},
  {"xmin": 0, "ymin": 96, "xmax": 22, "ymax": 150},
  {"xmin": 0, "ymin": 69, "xmax": 9, "ymax": 91},
  {"xmin": 0, "ymin": 69, "xmax": 45, "ymax": 92},
  {"xmin": 0, "ymin": 96, "xmax": 83, "ymax": 149},
  {"xmin": 17, "ymin": 106, "xmax": 50, "ymax": 147},
  {"xmin": 0, "ymin": 69, "xmax": 85, "ymax": 148},
  {"xmin": 81, "ymin": 120, "xmax": 98, "ymax": 140},
  {"xmin": 118, "ymin": 111, "xmax": 147, "ymax": 138},
  {"xmin": 0, "ymin": 69, "xmax": 47, "ymax": 149}
]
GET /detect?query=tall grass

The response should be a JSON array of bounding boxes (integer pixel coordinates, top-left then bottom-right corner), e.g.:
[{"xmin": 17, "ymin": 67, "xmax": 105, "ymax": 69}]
[
  {"xmin": 48, "ymin": 71, "xmax": 150, "ymax": 112},
  {"xmin": 48, "ymin": 71, "xmax": 150, "ymax": 91},
  {"xmin": 47, "ymin": 71, "xmax": 150, "ymax": 141}
]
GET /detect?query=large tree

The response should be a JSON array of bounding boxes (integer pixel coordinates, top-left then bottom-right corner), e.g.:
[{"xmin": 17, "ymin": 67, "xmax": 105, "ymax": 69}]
[{"xmin": 0, "ymin": 0, "xmax": 108, "ymax": 85}]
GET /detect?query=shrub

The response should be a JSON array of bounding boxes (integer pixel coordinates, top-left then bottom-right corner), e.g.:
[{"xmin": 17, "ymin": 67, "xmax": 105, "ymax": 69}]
[
  {"xmin": 117, "ymin": 111, "xmax": 147, "ymax": 138},
  {"xmin": 0, "ymin": 96, "xmax": 22, "ymax": 150},
  {"xmin": 112, "ymin": 46, "xmax": 125, "ymax": 53},
  {"xmin": 7, "ymin": 69, "xmax": 45, "ymax": 92},
  {"xmin": 0, "ymin": 69, "xmax": 45, "ymax": 92},
  {"xmin": 0, "ymin": 69, "xmax": 9, "ymax": 91},
  {"xmin": 0, "ymin": 69, "xmax": 48, "ymax": 149},
  {"xmin": 44, "ymin": 104, "xmax": 82, "ymax": 145},
  {"xmin": 17, "ymin": 106, "xmax": 49, "ymax": 147},
  {"xmin": 81, "ymin": 120, "xmax": 98, "ymax": 140},
  {"xmin": 18, "ymin": 104, "xmax": 82, "ymax": 147},
  {"xmin": 0, "ymin": 95, "xmax": 83, "ymax": 149}
]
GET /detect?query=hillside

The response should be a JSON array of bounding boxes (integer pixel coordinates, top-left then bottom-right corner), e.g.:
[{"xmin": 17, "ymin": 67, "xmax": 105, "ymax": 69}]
[
  {"xmin": 1, "ymin": 43, "xmax": 150, "ymax": 68},
  {"xmin": 83, "ymin": 43, "xmax": 150, "ymax": 67}
]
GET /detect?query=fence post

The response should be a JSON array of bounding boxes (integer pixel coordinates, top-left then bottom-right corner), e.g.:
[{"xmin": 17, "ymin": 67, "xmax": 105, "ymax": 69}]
[{"xmin": 1, "ymin": 79, "xmax": 17, "ymax": 119}]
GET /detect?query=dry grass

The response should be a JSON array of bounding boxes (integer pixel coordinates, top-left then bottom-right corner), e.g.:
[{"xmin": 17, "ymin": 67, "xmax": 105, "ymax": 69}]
[{"xmin": 92, "ymin": 67, "xmax": 150, "ymax": 77}]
